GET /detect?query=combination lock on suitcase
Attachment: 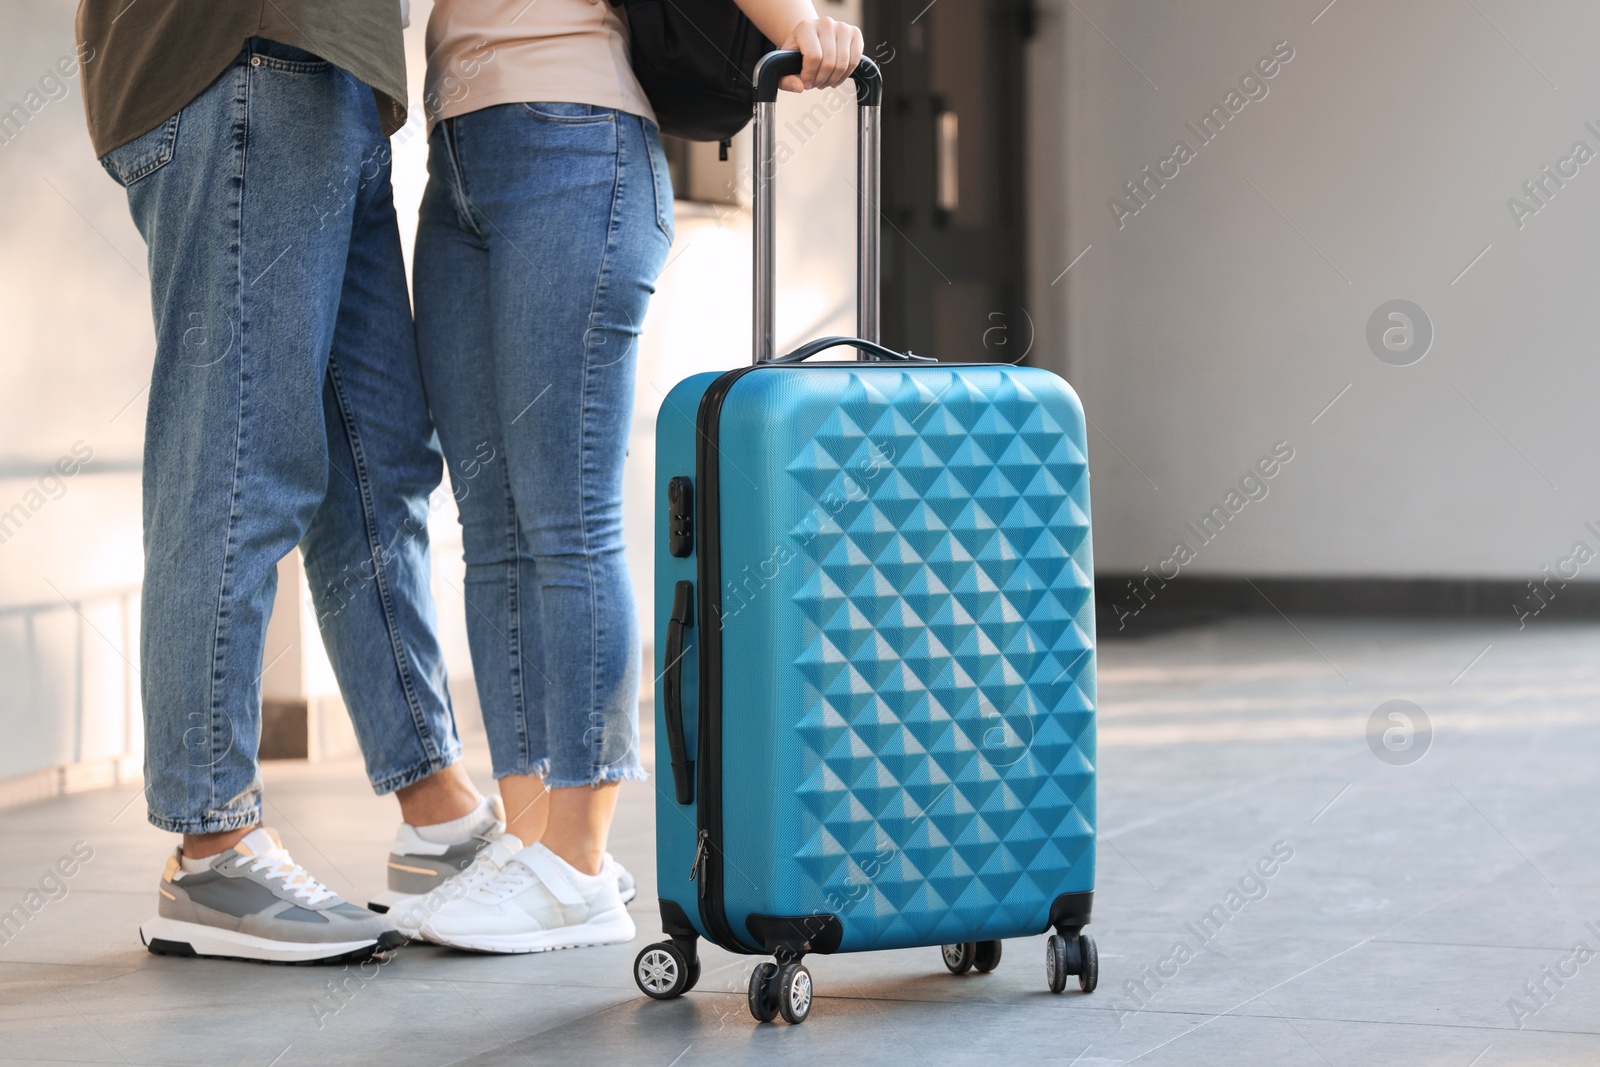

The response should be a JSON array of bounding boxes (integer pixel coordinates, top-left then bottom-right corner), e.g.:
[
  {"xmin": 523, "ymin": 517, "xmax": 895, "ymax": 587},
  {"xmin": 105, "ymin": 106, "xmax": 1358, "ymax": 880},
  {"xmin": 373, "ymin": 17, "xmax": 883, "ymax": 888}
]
[{"xmin": 635, "ymin": 51, "xmax": 1100, "ymax": 1023}]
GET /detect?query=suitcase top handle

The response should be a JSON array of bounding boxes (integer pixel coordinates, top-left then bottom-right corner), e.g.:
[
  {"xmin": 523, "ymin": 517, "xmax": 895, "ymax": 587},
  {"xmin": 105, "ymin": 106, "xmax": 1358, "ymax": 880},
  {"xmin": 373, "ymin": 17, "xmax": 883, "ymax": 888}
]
[
  {"xmin": 772, "ymin": 335, "xmax": 935, "ymax": 364},
  {"xmin": 751, "ymin": 51, "xmax": 884, "ymax": 365}
]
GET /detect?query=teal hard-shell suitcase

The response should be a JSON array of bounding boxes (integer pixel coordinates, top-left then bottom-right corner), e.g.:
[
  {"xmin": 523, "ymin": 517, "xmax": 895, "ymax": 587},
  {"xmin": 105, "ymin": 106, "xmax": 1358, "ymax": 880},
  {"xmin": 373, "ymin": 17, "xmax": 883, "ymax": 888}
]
[{"xmin": 633, "ymin": 53, "xmax": 1100, "ymax": 1023}]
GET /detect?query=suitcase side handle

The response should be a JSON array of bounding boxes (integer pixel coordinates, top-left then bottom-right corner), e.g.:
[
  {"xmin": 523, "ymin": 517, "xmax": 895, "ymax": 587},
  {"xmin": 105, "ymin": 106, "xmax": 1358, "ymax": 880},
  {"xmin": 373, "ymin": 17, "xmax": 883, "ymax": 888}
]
[
  {"xmin": 751, "ymin": 51, "xmax": 883, "ymax": 364},
  {"xmin": 664, "ymin": 580, "xmax": 696, "ymax": 805},
  {"xmin": 772, "ymin": 334, "xmax": 936, "ymax": 364}
]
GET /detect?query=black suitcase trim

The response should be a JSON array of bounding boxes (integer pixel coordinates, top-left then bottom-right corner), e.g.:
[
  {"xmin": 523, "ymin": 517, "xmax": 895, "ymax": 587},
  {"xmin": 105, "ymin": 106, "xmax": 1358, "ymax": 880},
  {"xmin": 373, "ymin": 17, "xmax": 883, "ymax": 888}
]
[
  {"xmin": 745, "ymin": 913, "xmax": 845, "ymax": 956},
  {"xmin": 1048, "ymin": 891, "xmax": 1094, "ymax": 934},
  {"xmin": 659, "ymin": 898, "xmax": 700, "ymax": 940}
]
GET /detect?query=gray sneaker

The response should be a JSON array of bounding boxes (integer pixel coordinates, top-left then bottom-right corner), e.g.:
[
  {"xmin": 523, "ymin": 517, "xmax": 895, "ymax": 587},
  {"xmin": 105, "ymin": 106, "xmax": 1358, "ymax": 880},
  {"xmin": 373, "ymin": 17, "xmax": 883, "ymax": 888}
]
[
  {"xmin": 140, "ymin": 828, "xmax": 402, "ymax": 964},
  {"xmin": 368, "ymin": 796, "xmax": 507, "ymax": 915}
]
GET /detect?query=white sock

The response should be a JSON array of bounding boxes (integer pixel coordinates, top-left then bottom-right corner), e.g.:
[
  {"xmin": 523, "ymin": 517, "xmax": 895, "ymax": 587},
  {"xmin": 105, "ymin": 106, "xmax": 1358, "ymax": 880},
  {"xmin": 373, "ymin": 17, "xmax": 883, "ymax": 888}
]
[
  {"xmin": 415, "ymin": 797, "xmax": 496, "ymax": 845},
  {"xmin": 179, "ymin": 852, "xmax": 214, "ymax": 874}
]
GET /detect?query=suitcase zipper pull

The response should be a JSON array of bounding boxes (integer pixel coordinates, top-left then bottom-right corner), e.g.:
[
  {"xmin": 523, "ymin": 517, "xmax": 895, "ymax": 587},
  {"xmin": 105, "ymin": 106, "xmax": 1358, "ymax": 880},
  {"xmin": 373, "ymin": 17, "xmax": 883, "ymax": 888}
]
[{"xmin": 689, "ymin": 829, "xmax": 709, "ymax": 881}]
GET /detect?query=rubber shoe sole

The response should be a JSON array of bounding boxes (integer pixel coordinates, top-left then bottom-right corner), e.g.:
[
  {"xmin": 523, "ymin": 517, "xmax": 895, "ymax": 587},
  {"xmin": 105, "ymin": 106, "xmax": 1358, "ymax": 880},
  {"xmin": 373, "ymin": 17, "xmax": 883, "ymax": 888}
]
[
  {"xmin": 421, "ymin": 905, "xmax": 636, "ymax": 954},
  {"xmin": 140, "ymin": 917, "xmax": 406, "ymax": 965},
  {"xmin": 366, "ymin": 889, "xmax": 412, "ymax": 915}
]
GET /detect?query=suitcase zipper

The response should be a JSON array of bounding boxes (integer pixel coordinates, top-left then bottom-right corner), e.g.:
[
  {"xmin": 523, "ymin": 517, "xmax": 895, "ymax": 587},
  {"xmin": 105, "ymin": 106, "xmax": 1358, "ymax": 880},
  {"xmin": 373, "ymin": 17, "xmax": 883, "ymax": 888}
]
[
  {"xmin": 689, "ymin": 829, "xmax": 709, "ymax": 882},
  {"xmin": 691, "ymin": 364, "xmax": 764, "ymax": 953}
]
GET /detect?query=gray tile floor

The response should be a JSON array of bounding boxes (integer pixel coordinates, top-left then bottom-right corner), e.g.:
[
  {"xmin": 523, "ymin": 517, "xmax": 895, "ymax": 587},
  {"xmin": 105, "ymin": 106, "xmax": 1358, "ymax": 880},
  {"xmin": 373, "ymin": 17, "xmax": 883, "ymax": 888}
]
[{"xmin": 3, "ymin": 618, "xmax": 1599, "ymax": 1065}]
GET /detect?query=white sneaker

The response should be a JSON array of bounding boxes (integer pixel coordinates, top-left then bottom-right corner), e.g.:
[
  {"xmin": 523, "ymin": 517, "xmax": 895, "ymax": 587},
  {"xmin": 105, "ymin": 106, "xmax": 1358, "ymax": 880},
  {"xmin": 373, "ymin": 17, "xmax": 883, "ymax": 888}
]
[
  {"xmin": 419, "ymin": 843, "xmax": 636, "ymax": 953},
  {"xmin": 387, "ymin": 834, "xmax": 635, "ymax": 941},
  {"xmin": 369, "ymin": 794, "xmax": 635, "ymax": 913},
  {"xmin": 388, "ymin": 832, "xmax": 526, "ymax": 940},
  {"xmin": 613, "ymin": 854, "xmax": 637, "ymax": 905}
]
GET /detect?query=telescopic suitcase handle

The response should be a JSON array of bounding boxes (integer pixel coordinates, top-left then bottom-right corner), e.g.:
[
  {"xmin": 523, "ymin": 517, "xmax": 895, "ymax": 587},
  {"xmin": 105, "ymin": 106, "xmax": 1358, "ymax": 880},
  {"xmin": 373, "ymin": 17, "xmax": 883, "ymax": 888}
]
[{"xmin": 750, "ymin": 51, "xmax": 884, "ymax": 364}]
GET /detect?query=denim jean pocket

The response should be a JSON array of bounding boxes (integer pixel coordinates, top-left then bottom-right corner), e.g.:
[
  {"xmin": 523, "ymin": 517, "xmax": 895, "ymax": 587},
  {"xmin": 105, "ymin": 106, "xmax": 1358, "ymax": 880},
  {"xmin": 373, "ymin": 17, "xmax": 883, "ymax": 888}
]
[
  {"xmin": 519, "ymin": 101, "xmax": 616, "ymax": 125},
  {"xmin": 246, "ymin": 37, "xmax": 332, "ymax": 72},
  {"xmin": 99, "ymin": 112, "xmax": 180, "ymax": 188}
]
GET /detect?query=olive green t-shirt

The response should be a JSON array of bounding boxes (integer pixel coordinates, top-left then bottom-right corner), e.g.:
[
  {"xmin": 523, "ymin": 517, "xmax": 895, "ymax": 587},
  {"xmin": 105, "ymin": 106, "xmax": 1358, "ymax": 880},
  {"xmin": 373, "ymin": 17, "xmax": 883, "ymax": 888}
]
[{"xmin": 76, "ymin": 0, "xmax": 409, "ymax": 156}]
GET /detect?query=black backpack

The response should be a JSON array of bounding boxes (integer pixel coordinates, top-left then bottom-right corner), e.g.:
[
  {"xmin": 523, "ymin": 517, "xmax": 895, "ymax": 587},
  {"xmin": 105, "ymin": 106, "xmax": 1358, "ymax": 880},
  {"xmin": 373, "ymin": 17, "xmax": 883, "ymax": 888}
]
[{"xmin": 609, "ymin": 0, "xmax": 773, "ymax": 143}]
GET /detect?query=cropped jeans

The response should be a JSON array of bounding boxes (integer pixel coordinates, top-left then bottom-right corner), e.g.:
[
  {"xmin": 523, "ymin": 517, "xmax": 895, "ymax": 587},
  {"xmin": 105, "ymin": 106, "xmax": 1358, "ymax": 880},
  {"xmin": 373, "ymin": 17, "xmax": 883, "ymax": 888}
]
[
  {"xmin": 414, "ymin": 103, "xmax": 670, "ymax": 787},
  {"xmin": 100, "ymin": 40, "xmax": 460, "ymax": 833}
]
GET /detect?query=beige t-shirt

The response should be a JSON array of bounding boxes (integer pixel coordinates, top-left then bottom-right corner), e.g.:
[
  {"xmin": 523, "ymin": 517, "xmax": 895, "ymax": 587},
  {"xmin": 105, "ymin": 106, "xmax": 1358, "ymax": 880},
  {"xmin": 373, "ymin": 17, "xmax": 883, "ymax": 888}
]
[{"xmin": 424, "ymin": 0, "xmax": 655, "ymax": 130}]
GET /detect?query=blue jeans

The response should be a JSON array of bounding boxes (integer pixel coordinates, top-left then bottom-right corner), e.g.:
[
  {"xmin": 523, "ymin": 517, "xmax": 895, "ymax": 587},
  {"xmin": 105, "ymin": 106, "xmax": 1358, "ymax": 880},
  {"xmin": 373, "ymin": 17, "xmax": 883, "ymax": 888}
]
[
  {"xmin": 101, "ymin": 40, "xmax": 461, "ymax": 833},
  {"xmin": 413, "ymin": 103, "xmax": 671, "ymax": 786}
]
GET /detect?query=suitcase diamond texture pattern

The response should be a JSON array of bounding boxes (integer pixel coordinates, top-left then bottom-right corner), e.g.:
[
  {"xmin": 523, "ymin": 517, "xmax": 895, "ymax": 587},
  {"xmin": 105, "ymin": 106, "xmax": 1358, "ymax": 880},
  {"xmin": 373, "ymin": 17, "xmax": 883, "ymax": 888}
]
[{"xmin": 782, "ymin": 370, "xmax": 1095, "ymax": 949}]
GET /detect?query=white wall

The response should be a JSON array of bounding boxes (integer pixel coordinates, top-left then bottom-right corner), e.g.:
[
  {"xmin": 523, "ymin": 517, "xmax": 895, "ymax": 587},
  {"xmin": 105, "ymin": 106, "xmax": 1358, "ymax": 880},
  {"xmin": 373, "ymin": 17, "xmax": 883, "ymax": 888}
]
[
  {"xmin": 1036, "ymin": 0, "xmax": 1600, "ymax": 579},
  {"xmin": 0, "ymin": 2, "xmax": 149, "ymax": 796}
]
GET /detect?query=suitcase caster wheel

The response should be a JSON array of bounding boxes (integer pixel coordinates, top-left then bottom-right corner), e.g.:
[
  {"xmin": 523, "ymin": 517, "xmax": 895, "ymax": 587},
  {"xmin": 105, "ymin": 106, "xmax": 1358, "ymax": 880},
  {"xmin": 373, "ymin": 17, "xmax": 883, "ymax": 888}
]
[
  {"xmin": 777, "ymin": 961, "xmax": 813, "ymax": 1024},
  {"xmin": 1046, "ymin": 933, "xmax": 1097, "ymax": 994},
  {"xmin": 1046, "ymin": 934, "xmax": 1070, "ymax": 994},
  {"xmin": 1078, "ymin": 934, "xmax": 1098, "ymax": 993},
  {"xmin": 941, "ymin": 942, "xmax": 976, "ymax": 975},
  {"xmin": 748, "ymin": 961, "xmax": 781, "ymax": 1022},
  {"xmin": 974, "ymin": 939, "xmax": 1003, "ymax": 974},
  {"xmin": 635, "ymin": 942, "xmax": 695, "ymax": 1000}
]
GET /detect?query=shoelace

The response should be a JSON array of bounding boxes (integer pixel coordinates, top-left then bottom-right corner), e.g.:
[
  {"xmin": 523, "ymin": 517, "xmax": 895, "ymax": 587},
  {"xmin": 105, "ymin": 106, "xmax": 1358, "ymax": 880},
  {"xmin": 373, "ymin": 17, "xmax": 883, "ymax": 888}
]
[
  {"xmin": 451, "ymin": 838, "xmax": 518, "ymax": 894},
  {"xmin": 473, "ymin": 850, "xmax": 595, "ymax": 908},
  {"xmin": 244, "ymin": 848, "xmax": 337, "ymax": 906},
  {"xmin": 476, "ymin": 859, "xmax": 539, "ymax": 903}
]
